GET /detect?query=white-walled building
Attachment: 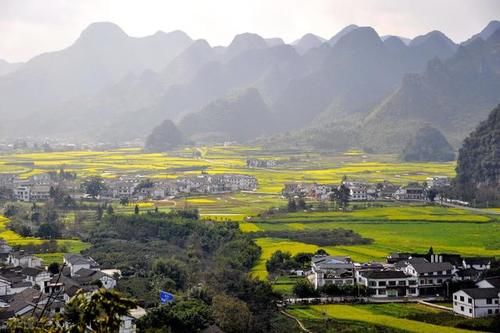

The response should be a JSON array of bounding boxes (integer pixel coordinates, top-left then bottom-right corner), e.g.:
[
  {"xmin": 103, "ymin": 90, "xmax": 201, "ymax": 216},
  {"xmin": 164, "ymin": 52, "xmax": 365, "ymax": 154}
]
[
  {"xmin": 453, "ymin": 288, "xmax": 500, "ymax": 318},
  {"xmin": 357, "ymin": 270, "xmax": 418, "ymax": 298},
  {"xmin": 310, "ymin": 256, "xmax": 354, "ymax": 289}
]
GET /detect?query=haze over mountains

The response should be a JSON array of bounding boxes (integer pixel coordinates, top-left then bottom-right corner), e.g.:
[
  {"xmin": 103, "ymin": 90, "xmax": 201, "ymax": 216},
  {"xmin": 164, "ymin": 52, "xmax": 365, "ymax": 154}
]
[{"xmin": 0, "ymin": 20, "xmax": 499, "ymax": 153}]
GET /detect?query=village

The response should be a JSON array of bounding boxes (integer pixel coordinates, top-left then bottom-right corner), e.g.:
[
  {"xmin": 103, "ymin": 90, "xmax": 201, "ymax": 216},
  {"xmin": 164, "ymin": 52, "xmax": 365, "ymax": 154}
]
[{"xmin": 0, "ymin": 240, "xmax": 142, "ymax": 332}]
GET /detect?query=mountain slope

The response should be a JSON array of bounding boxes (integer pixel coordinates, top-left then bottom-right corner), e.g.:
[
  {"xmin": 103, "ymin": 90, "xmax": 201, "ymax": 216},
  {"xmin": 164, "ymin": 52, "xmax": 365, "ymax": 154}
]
[
  {"xmin": 0, "ymin": 22, "xmax": 193, "ymax": 126},
  {"xmin": 401, "ymin": 125, "xmax": 455, "ymax": 161},
  {"xmin": 144, "ymin": 119, "xmax": 187, "ymax": 152},
  {"xmin": 0, "ymin": 59, "xmax": 22, "ymax": 76},
  {"xmin": 455, "ymin": 104, "xmax": 500, "ymax": 201},
  {"xmin": 178, "ymin": 88, "xmax": 274, "ymax": 142},
  {"xmin": 362, "ymin": 29, "xmax": 500, "ymax": 152}
]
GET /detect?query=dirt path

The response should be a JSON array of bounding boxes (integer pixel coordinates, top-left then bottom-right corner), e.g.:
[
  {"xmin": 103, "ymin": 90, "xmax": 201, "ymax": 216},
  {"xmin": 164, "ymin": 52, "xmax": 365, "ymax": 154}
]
[{"xmin": 280, "ymin": 310, "xmax": 312, "ymax": 333}]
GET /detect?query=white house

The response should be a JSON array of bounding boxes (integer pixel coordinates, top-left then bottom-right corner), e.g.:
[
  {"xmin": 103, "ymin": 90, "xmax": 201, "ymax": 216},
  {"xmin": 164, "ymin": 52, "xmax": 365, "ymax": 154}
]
[
  {"xmin": 398, "ymin": 258, "xmax": 454, "ymax": 296},
  {"xmin": 357, "ymin": 270, "xmax": 418, "ymax": 298},
  {"xmin": 462, "ymin": 257, "xmax": 492, "ymax": 271},
  {"xmin": 453, "ymin": 288, "xmax": 500, "ymax": 318},
  {"xmin": 73, "ymin": 268, "xmax": 116, "ymax": 290},
  {"xmin": 63, "ymin": 254, "xmax": 99, "ymax": 276},
  {"xmin": 8, "ymin": 252, "xmax": 42, "ymax": 268},
  {"xmin": 310, "ymin": 256, "xmax": 354, "ymax": 289},
  {"xmin": 476, "ymin": 277, "xmax": 500, "ymax": 289},
  {"xmin": 22, "ymin": 267, "xmax": 52, "ymax": 292}
]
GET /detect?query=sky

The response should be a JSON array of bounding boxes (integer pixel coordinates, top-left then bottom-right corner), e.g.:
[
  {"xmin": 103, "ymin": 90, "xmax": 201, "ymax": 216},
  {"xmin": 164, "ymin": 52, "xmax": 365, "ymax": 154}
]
[{"xmin": 1, "ymin": 0, "xmax": 499, "ymax": 62}]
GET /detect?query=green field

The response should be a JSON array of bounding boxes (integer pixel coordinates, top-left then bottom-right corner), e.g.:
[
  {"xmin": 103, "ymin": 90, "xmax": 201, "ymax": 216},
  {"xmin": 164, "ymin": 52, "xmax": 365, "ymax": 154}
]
[
  {"xmin": 1, "ymin": 146, "xmax": 497, "ymax": 277},
  {"xmin": 0, "ymin": 216, "xmax": 89, "ymax": 264},
  {"xmin": 249, "ymin": 206, "xmax": 500, "ymax": 279},
  {"xmin": 287, "ymin": 304, "xmax": 480, "ymax": 333}
]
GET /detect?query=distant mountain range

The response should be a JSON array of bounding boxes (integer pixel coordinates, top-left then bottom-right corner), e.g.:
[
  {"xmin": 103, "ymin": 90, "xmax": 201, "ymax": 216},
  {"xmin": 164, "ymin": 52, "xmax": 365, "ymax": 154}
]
[{"xmin": 0, "ymin": 20, "xmax": 499, "ymax": 154}]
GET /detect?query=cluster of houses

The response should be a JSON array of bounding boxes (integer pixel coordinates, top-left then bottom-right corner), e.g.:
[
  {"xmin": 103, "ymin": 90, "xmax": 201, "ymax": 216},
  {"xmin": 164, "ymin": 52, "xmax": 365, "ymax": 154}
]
[
  {"xmin": 0, "ymin": 240, "xmax": 142, "ymax": 332},
  {"xmin": 103, "ymin": 173, "xmax": 257, "ymax": 200},
  {"xmin": 0, "ymin": 172, "xmax": 258, "ymax": 202},
  {"xmin": 307, "ymin": 251, "xmax": 498, "ymax": 318},
  {"xmin": 282, "ymin": 177, "xmax": 451, "ymax": 202},
  {"xmin": 246, "ymin": 159, "xmax": 279, "ymax": 168}
]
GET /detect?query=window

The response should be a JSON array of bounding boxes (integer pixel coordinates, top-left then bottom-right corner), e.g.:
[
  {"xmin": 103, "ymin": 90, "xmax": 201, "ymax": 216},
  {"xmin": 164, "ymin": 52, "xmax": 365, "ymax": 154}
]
[
  {"xmin": 488, "ymin": 309, "xmax": 493, "ymax": 315},
  {"xmin": 454, "ymin": 295, "xmax": 457, "ymax": 300},
  {"xmin": 388, "ymin": 281, "xmax": 396, "ymax": 286},
  {"xmin": 437, "ymin": 279, "xmax": 442, "ymax": 284},
  {"xmin": 420, "ymin": 280, "xmax": 424, "ymax": 284},
  {"xmin": 469, "ymin": 309, "xmax": 472, "ymax": 314},
  {"xmin": 433, "ymin": 271, "xmax": 438, "ymax": 275},
  {"xmin": 398, "ymin": 281, "xmax": 406, "ymax": 286},
  {"xmin": 378, "ymin": 289, "xmax": 386, "ymax": 295},
  {"xmin": 460, "ymin": 296, "xmax": 464, "ymax": 302},
  {"xmin": 487, "ymin": 298, "xmax": 492, "ymax": 305},
  {"xmin": 379, "ymin": 281, "xmax": 386, "ymax": 286},
  {"xmin": 468, "ymin": 298, "xmax": 472, "ymax": 304},
  {"xmin": 496, "ymin": 309, "xmax": 499, "ymax": 314},
  {"xmin": 369, "ymin": 281, "xmax": 376, "ymax": 287},
  {"xmin": 461, "ymin": 306, "xmax": 464, "ymax": 311},
  {"xmin": 454, "ymin": 302, "xmax": 457, "ymax": 306}
]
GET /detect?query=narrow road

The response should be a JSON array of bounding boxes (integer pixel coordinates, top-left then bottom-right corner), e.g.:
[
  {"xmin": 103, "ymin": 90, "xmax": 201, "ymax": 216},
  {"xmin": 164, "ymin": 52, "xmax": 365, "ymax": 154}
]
[{"xmin": 280, "ymin": 310, "xmax": 312, "ymax": 333}]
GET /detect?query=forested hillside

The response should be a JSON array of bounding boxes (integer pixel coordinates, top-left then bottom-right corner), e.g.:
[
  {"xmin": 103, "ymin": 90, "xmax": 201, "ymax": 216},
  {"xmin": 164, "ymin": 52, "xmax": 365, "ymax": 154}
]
[{"xmin": 455, "ymin": 104, "xmax": 500, "ymax": 202}]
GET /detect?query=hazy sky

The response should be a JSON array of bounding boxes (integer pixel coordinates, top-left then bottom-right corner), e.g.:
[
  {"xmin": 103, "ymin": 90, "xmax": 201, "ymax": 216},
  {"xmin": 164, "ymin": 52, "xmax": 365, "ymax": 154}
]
[{"xmin": 1, "ymin": 0, "xmax": 499, "ymax": 62}]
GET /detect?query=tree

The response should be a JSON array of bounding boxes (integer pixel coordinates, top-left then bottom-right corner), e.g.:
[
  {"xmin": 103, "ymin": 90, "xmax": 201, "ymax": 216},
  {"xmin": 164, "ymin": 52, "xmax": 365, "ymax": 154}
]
[
  {"xmin": 134, "ymin": 204, "xmax": 139, "ymax": 215},
  {"xmin": 82, "ymin": 176, "xmax": 106, "ymax": 199},
  {"xmin": 65, "ymin": 288, "xmax": 137, "ymax": 333},
  {"xmin": 212, "ymin": 294, "xmax": 252, "ymax": 333},
  {"xmin": 7, "ymin": 288, "xmax": 136, "ymax": 333},
  {"xmin": 37, "ymin": 223, "xmax": 61, "ymax": 239},
  {"xmin": 293, "ymin": 280, "xmax": 318, "ymax": 298},
  {"xmin": 119, "ymin": 197, "xmax": 129, "ymax": 206},
  {"xmin": 287, "ymin": 198, "xmax": 297, "ymax": 212},
  {"xmin": 426, "ymin": 188, "xmax": 438, "ymax": 202},
  {"xmin": 48, "ymin": 262, "xmax": 60, "ymax": 275},
  {"xmin": 106, "ymin": 205, "xmax": 114, "ymax": 215},
  {"xmin": 96, "ymin": 206, "xmax": 104, "ymax": 221}
]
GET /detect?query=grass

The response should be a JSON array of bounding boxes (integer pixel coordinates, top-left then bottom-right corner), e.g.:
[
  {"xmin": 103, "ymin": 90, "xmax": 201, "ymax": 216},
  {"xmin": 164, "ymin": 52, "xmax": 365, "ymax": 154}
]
[
  {"xmin": 271, "ymin": 275, "xmax": 305, "ymax": 295},
  {"xmin": 288, "ymin": 304, "xmax": 478, "ymax": 333}
]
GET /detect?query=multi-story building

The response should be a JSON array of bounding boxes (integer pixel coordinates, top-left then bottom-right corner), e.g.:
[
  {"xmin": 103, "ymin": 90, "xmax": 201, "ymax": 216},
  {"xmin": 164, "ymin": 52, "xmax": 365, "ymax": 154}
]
[
  {"xmin": 310, "ymin": 256, "xmax": 355, "ymax": 289},
  {"xmin": 357, "ymin": 270, "xmax": 418, "ymax": 298},
  {"xmin": 398, "ymin": 258, "xmax": 454, "ymax": 296}
]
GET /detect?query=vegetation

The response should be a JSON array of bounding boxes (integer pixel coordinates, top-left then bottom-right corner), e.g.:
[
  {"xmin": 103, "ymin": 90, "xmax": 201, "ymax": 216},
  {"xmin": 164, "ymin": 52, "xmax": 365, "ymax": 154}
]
[
  {"xmin": 401, "ymin": 125, "xmax": 455, "ymax": 162},
  {"xmin": 7, "ymin": 288, "xmax": 137, "ymax": 333},
  {"xmin": 144, "ymin": 119, "xmax": 187, "ymax": 152},
  {"xmin": 455, "ymin": 104, "xmax": 500, "ymax": 203},
  {"xmin": 287, "ymin": 304, "xmax": 482, "ymax": 333},
  {"xmin": 84, "ymin": 210, "xmax": 292, "ymax": 332}
]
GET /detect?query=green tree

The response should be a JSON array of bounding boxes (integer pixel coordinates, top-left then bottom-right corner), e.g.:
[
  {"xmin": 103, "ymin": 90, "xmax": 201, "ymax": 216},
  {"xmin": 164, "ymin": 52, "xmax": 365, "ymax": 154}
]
[
  {"xmin": 287, "ymin": 198, "xmax": 297, "ymax": 212},
  {"xmin": 293, "ymin": 280, "xmax": 318, "ymax": 298},
  {"xmin": 134, "ymin": 204, "xmax": 139, "ymax": 215},
  {"xmin": 82, "ymin": 176, "xmax": 106, "ymax": 199},
  {"xmin": 212, "ymin": 294, "xmax": 252, "ymax": 333}
]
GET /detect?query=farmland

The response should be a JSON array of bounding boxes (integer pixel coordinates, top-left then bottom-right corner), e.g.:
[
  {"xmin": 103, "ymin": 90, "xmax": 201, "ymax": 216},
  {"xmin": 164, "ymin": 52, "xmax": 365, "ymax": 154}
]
[
  {"xmin": 287, "ymin": 303, "xmax": 495, "ymax": 332},
  {"xmin": 0, "ymin": 215, "xmax": 89, "ymax": 263},
  {"xmin": 0, "ymin": 145, "xmax": 498, "ymax": 278},
  {"xmin": 249, "ymin": 207, "xmax": 500, "ymax": 279}
]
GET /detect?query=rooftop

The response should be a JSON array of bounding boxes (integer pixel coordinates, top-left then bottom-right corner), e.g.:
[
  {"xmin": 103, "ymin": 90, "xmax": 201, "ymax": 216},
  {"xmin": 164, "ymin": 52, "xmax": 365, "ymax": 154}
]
[{"xmin": 460, "ymin": 288, "xmax": 500, "ymax": 299}]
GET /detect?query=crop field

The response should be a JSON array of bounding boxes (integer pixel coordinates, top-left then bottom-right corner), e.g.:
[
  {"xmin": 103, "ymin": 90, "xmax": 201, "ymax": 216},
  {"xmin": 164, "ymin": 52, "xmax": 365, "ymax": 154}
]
[
  {"xmin": 1, "ymin": 146, "xmax": 496, "ymax": 276},
  {"xmin": 249, "ymin": 207, "xmax": 500, "ymax": 279},
  {"xmin": 0, "ymin": 146, "xmax": 455, "ymax": 195},
  {"xmin": 287, "ymin": 304, "xmax": 478, "ymax": 333},
  {"xmin": 0, "ymin": 216, "xmax": 89, "ymax": 264}
]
